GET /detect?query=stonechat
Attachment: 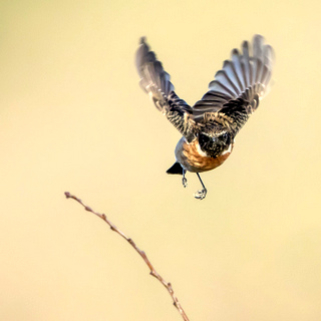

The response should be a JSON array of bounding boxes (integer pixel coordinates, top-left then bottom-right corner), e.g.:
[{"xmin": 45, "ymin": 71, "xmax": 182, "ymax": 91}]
[{"xmin": 136, "ymin": 35, "xmax": 274, "ymax": 200}]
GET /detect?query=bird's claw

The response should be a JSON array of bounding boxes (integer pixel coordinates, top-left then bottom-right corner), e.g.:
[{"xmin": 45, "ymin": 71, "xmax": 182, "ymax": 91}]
[
  {"xmin": 194, "ymin": 189, "xmax": 207, "ymax": 200},
  {"xmin": 182, "ymin": 177, "xmax": 188, "ymax": 188}
]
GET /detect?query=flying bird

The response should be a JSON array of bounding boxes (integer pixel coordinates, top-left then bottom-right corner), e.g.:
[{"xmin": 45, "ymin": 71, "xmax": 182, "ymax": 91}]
[{"xmin": 136, "ymin": 35, "xmax": 274, "ymax": 200}]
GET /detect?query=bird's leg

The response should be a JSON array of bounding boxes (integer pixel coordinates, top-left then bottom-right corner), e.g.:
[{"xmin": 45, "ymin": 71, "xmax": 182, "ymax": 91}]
[
  {"xmin": 182, "ymin": 169, "xmax": 188, "ymax": 188},
  {"xmin": 194, "ymin": 173, "xmax": 207, "ymax": 200}
]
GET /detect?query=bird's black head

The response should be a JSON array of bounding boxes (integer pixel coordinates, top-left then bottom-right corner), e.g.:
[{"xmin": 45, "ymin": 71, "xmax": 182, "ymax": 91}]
[{"xmin": 199, "ymin": 131, "xmax": 232, "ymax": 158}]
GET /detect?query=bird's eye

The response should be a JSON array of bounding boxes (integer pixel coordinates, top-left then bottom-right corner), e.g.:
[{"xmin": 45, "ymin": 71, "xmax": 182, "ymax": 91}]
[
  {"xmin": 199, "ymin": 133, "xmax": 210, "ymax": 145},
  {"xmin": 221, "ymin": 132, "xmax": 230, "ymax": 143}
]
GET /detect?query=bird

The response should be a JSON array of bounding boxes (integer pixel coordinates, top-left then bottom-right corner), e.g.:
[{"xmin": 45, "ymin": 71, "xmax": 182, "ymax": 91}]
[{"xmin": 136, "ymin": 35, "xmax": 274, "ymax": 200}]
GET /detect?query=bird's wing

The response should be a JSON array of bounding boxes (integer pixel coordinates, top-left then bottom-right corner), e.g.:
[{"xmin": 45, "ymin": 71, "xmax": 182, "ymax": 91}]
[
  {"xmin": 136, "ymin": 38, "xmax": 197, "ymax": 141},
  {"xmin": 193, "ymin": 35, "xmax": 274, "ymax": 135}
]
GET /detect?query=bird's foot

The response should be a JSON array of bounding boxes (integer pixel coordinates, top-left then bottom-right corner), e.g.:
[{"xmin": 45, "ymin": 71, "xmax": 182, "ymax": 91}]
[
  {"xmin": 194, "ymin": 188, "xmax": 207, "ymax": 200},
  {"xmin": 182, "ymin": 177, "xmax": 188, "ymax": 188}
]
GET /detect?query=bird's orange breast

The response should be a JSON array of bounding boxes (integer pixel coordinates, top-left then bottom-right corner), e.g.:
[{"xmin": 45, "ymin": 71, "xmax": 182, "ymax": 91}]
[{"xmin": 175, "ymin": 138, "xmax": 233, "ymax": 173}]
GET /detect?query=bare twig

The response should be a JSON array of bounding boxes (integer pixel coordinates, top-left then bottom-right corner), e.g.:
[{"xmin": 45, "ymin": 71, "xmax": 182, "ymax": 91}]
[{"xmin": 65, "ymin": 191, "xmax": 190, "ymax": 321}]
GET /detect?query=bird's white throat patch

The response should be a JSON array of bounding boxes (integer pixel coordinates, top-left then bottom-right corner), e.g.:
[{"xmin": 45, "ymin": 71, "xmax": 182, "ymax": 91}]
[
  {"xmin": 195, "ymin": 141, "xmax": 208, "ymax": 157},
  {"xmin": 222, "ymin": 143, "xmax": 233, "ymax": 155}
]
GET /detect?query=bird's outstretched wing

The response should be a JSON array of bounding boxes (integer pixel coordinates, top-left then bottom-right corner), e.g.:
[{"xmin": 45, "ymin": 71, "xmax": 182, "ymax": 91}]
[
  {"xmin": 136, "ymin": 38, "xmax": 197, "ymax": 142},
  {"xmin": 193, "ymin": 35, "xmax": 274, "ymax": 135}
]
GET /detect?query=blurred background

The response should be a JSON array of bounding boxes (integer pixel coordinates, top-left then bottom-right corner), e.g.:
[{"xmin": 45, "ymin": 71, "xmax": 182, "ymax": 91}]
[{"xmin": 1, "ymin": 0, "xmax": 321, "ymax": 320}]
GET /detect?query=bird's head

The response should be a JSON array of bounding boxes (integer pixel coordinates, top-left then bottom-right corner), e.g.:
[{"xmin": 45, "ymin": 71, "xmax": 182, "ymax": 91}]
[{"xmin": 198, "ymin": 131, "xmax": 232, "ymax": 158}]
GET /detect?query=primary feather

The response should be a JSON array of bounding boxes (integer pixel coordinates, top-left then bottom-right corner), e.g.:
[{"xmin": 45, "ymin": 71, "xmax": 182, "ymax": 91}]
[
  {"xmin": 193, "ymin": 35, "xmax": 274, "ymax": 124},
  {"xmin": 136, "ymin": 37, "xmax": 197, "ymax": 142}
]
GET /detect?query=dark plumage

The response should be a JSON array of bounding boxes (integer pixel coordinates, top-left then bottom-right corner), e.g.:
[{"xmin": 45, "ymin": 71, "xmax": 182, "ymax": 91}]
[
  {"xmin": 166, "ymin": 162, "xmax": 183, "ymax": 175},
  {"xmin": 136, "ymin": 35, "xmax": 274, "ymax": 199}
]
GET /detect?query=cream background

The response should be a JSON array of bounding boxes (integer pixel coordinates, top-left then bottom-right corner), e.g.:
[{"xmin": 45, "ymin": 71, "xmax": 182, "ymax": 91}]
[{"xmin": 1, "ymin": 0, "xmax": 321, "ymax": 320}]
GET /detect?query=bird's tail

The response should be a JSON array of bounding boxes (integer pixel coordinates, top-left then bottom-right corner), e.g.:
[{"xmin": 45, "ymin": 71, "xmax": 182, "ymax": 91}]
[{"xmin": 166, "ymin": 162, "xmax": 183, "ymax": 175}]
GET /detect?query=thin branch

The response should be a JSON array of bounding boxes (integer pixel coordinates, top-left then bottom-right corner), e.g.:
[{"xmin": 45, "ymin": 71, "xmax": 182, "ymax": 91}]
[{"xmin": 65, "ymin": 191, "xmax": 190, "ymax": 321}]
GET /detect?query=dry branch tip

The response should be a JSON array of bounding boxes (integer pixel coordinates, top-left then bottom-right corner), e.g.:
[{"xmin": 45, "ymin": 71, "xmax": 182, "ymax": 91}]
[{"xmin": 64, "ymin": 191, "xmax": 190, "ymax": 321}]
